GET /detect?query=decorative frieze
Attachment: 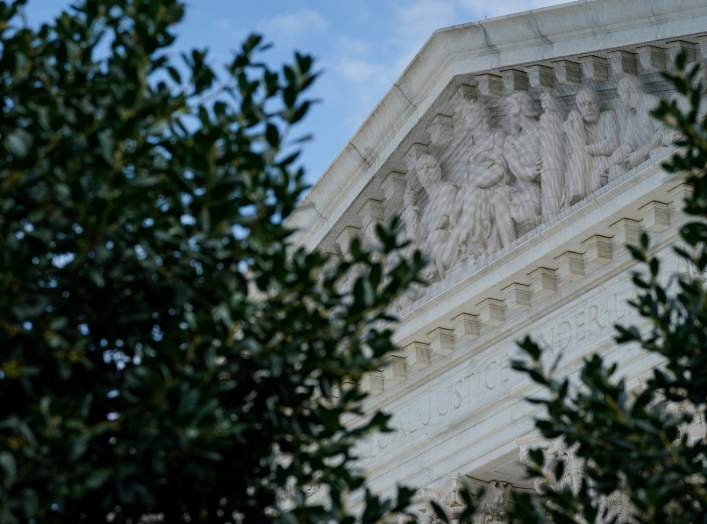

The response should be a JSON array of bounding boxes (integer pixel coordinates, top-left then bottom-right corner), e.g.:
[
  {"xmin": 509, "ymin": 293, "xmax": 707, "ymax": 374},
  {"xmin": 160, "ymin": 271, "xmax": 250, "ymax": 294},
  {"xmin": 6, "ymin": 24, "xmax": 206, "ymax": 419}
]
[
  {"xmin": 475, "ymin": 73, "xmax": 504, "ymax": 97},
  {"xmin": 381, "ymin": 170, "xmax": 406, "ymax": 220},
  {"xmin": 501, "ymin": 68, "xmax": 529, "ymax": 92},
  {"xmin": 555, "ymin": 251, "xmax": 585, "ymax": 281},
  {"xmin": 552, "ymin": 59, "xmax": 582, "ymax": 84},
  {"xmin": 520, "ymin": 439, "xmax": 633, "ymax": 523},
  {"xmin": 359, "ymin": 198, "xmax": 383, "ymax": 228},
  {"xmin": 526, "ymin": 64, "xmax": 555, "ymax": 88},
  {"xmin": 452, "ymin": 312, "xmax": 480, "ymax": 339},
  {"xmin": 335, "ymin": 225, "xmax": 360, "ymax": 254},
  {"xmin": 428, "ymin": 327, "xmax": 456, "ymax": 356},
  {"xmin": 380, "ymin": 52, "xmax": 681, "ymax": 310},
  {"xmin": 668, "ymin": 183, "xmax": 692, "ymax": 215},
  {"xmin": 636, "ymin": 44, "xmax": 667, "ymax": 71},
  {"xmin": 698, "ymin": 35, "xmax": 707, "ymax": 62},
  {"xmin": 478, "ymin": 298, "xmax": 506, "ymax": 326},
  {"xmin": 323, "ymin": 30, "xmax": 703, "ymax": 405},
  {"xmin": 502, "ymin": 282, "xmax": 531, "ymax": 309},
  {"xmin": 404, "ymin": 142, "xmax": 431, "ymax": 170},
  {"xmin": 383, "ymin": 355, "xmax": 407, "ymax": 385},
  {"xmin": 666, "ymin": 40, "xmax": 697, "ymax": 65},
  {"xmin": 472, "ymin": 480, "xmax": 511, "ymax": 524},
  {"xmin": 404, "ymin": 341, "xmax": 432, "ymax": 370},
  {"xmin": 640, "ymin": 201, "xmax": 671, "ymax": 232},
  {"xmin": 361, "ymin": 370, "xmax": 383, "ymax": 395},
  {"xmin": 609, "ymin": 50, "xmax": 639, "ymax": 76},
  {"xmin": 358, "ymin": 198, "xmax": 384, "ymax": 245},
  {"xmin": 527, "ymin": 267, "xmax": 558, "ymax": 296},
  {"xmin": 609, "ymin": 218, "xmax": 643, "ymax": 248},
  {"xmin": 429, "ymin": 114, "xmax": 454, "ymax": 152},
  {"xmin": 581, "ymin": 234, "xmax": 613, "ymax": 271},
  {"xmin": 578, "ymin": 54, "xmax": 610, "ymax": 81},
  {"xmin": 452, "ymin": 83, "xmax": 479, "ymax": 103}
]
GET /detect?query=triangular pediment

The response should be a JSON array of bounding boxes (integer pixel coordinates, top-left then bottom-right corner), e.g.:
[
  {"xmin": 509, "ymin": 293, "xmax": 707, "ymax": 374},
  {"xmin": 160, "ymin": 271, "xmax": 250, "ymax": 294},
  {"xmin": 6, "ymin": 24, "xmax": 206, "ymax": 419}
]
[
  {"xmin": 293, "ymin": 0, "xmax": 706, "ymax": 325},
  {"xmin": 291, "ymin": 0, "xmax": 707, "ymax": 511}
]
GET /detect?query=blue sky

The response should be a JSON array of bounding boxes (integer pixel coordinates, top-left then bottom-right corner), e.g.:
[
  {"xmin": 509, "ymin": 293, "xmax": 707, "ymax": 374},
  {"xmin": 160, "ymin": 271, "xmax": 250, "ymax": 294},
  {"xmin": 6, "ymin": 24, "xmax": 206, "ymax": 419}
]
[{"xmin": 26, "ymin": 0, "xmax": 568, "ymax": 183}]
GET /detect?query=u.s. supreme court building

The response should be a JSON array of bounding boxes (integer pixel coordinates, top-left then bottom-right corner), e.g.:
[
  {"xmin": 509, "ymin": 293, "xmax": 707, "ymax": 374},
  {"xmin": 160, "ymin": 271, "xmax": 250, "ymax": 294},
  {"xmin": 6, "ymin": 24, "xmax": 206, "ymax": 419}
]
[{"xmin": 290, "ymin": 0, "xmax": 707, "ymax": 521}]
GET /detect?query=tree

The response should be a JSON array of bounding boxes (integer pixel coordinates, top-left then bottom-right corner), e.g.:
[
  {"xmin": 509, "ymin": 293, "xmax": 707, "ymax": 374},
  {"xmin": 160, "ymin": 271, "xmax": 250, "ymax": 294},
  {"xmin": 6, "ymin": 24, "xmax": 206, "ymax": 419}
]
[
  {"xmin": 0, "ymin": 1, "xmax": 424, "ymax": 522},
  {"xmin": 432, "ymin": 54, "xmax": 707, "ymax": 524}
]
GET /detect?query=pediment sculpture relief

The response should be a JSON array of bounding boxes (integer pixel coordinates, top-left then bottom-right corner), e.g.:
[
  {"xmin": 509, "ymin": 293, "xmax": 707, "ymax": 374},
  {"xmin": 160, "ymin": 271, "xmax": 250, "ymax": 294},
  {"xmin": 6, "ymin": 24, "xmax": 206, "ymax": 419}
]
[{"xmin": 391, "ymin": 73, "xmax": 679, "ymax": 302}]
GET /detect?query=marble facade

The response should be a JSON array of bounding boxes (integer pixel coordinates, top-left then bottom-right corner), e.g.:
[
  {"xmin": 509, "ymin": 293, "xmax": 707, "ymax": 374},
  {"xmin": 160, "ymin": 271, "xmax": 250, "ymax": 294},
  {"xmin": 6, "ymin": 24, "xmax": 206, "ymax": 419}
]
[{"xmin": 290, "ymin": 0, "xmax": 707, "ymax": 521}]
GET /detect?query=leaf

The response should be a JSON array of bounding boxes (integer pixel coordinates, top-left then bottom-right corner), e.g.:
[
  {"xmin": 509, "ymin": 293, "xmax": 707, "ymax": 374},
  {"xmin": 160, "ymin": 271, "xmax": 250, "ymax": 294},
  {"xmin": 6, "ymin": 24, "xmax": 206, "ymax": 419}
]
[
  {"xmin": 0, "ymin": 452, "xmax": 17, "ymax": 481},
  {"xmin": 5, "ymin": 129, "xmax": 32, "ymax": 158},
  {"xmin": 98, "ymin": 130, "xmax": 114, "ymax": 165},
  {"xmin": 21, "ymin": 490, "xmax": 39, "ymax": 517},
  {"xmin": 265, "ymin": 123, "xmax": 279, "ymax": 147},
  {"xmin": 85, "ymin": 468, "xmax": 111, "ymax": 490},
  {"xmin": 430, "ymin": 500, "xmax": 451, "ymax": 523}
]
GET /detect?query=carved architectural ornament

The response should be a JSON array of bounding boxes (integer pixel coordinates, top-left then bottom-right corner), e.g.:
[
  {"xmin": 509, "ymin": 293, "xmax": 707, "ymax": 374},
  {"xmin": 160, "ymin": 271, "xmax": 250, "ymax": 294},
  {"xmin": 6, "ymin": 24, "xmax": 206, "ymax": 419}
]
[
  {"xmin": 407, "ymin": 475, "xmax": 514, "ymax": 524},
  {"xmin": 518, "ymin": 439, "xmax": 637, "ymax": 523},
  {"xmin": 396, "ymin": 74, "xmax": 678, "ymax": 298},
  {"xmin": 333, "ymin": 47, "xmax": 706, "ymax": 312}
]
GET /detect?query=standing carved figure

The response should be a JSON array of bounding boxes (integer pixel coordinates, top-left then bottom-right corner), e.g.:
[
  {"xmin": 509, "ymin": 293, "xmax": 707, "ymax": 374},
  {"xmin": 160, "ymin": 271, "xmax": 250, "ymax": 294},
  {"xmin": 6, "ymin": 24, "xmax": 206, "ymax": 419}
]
[
  {"xmin": 396, "ymin": 183, "xmax": 425, "ymax": 310},
  {"xmin": 538, "ymin": 89, "xmax": 567, "ymax": 218},
  {"xmin": 563, "ymin": 86, "xmax": 619, "ymax": 204},
  {"xmin": 610, "ymin": 75, "xmax": 664, "ymax": 171},
  {"xmin": 503, "ymin": 92, "xmax": 542, "ymax": 234},
  {"xmin": 401, "ymin": 183, "xmax": 421, "ymax": 249},
  {"xmin": 409, "ymin": 152, "xmax": 461, "ymax": 280},
  {"xmin": 454, "ymin": 100, "xmax": 515, "ymax": 259}
]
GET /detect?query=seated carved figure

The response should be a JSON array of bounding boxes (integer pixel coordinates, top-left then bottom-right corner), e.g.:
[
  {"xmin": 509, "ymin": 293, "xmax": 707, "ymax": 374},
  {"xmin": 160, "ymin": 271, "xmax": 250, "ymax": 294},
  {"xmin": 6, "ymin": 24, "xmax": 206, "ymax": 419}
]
[
  {"xmin": 563, "ymin": 87, "xmax": 619, "ymax": 205},
  {"xmin": 610, "ymin": 75, "xmax": 664, "ymax": 171},
  {"xmin": 454, "ymin": 100, "xmax": 515, "ymax": 260},
  {"xmin": 503, "ymin": 92, "xmax": 542, "ymax": 234},
  {"xmin": 409, "ymin": 152, "xmax": 461, "ymax": 280}
]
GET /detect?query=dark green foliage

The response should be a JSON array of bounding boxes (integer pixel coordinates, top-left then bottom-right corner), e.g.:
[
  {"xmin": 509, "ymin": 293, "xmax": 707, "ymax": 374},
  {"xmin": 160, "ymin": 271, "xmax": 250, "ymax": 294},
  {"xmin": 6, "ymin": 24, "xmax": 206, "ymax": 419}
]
[
  {"xmin": 0, "ymin": 1, "xmax": 424, "ymax": 522},
  {"xmin": 438, "ymin": 54, "xmax": 707, "ymax": 524},
  {"xmin": 509, "ymin": 54, "xmax": 707, "ymax": 523}
]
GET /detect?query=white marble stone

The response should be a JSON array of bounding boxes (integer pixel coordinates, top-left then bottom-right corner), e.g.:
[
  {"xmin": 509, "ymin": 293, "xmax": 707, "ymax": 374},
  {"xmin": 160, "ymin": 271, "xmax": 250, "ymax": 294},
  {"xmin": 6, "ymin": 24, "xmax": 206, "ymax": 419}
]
[{"xmin": 291, "ymin": 0, "xmax": 707, "ymax": 513}]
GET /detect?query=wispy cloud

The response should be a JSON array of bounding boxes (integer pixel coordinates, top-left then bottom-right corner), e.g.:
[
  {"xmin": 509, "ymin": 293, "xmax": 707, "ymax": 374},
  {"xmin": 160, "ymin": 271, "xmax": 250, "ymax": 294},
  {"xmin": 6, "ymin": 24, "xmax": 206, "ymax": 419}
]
[
  {"xmin": 335, "ymin": 36, "xmax": 372, "ymax": 57},
  {"xmin": 336, "ymin": 57, "xmax": 385, "ymax": 84},
  {"xmin": 331, "ymin": 0, "xmax": 570, "ymax": 103},
  {"xmin": 257, "ymin": 9, "xmax": 328, "ymax": 39}
]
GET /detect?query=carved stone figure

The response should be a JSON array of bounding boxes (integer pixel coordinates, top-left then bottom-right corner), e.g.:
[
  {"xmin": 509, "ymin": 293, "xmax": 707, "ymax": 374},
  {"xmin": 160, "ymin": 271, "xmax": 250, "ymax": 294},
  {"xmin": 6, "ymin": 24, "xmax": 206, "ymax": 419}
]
[
  {"xmin": 520, "ymin": 439, "xmax": 584, "ymax": 496},
  {"xmin": 598, "ymin": 491, "xmax": 632, "ymax": 523},
  {"xmin": 610, "ymin": 75, "xmax": 664, "ymax": 171},
  {"xmin": 401, "ymin": 183, "xmax": 422, "ymax": 250},
  {"xmin": 410, "ymin": 152, "xmax": 462, "ymax": 280},
  {"xmin": 455, "ymin": 100, "xmax": 515, "ymax": 259},
  {"xmin": 472, "ymin": 480, "xmax": 511, "ymax": 524},
  {"xmin": 444, "ymin": 475, "xmax": 466, "ymax": 522},
  {"xmin": 396, "ymin": 183, "xmax": 425, "ymax": 310},
  {"xmin": 520, "ymin": 439, "xmax": 631, "ymax": 523},
  {"xmin": 401, "ymin": 486, "xmax": 446, "ymax": 524},
  {"xmin": 538, "ymin": 89, "xmax": 567, "ymax": 218},
  {"xmin": 563, "ymin": 86, "xmax": 620, "ymax": 204},
  {"xmin": 545, "ymin": 441, "xmax": 584, "ymax": 494},
  {"xmin": 386, "ymin": 67, "xmax": 691, "ymax": 315},
  {"xmin": 504, "ymin": 91, "xmax": 542, "ymax": 234}
]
